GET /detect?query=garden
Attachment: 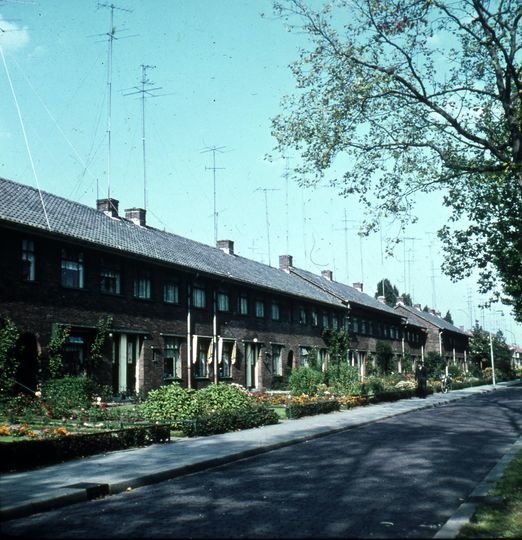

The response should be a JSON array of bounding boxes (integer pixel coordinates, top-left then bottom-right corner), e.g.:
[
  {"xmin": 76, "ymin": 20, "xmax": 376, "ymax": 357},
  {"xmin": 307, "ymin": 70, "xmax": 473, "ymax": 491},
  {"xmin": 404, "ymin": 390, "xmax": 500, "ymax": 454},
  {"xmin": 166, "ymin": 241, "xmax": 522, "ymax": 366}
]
[{"xmin": 1, "ymin": 317, "xmax": 519, "ymax": 473}]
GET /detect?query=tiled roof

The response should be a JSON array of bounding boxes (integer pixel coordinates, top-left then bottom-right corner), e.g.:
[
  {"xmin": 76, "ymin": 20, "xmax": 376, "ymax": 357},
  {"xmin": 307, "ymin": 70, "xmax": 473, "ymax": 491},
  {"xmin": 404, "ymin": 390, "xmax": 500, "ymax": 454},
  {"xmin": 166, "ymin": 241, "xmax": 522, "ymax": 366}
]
[
  {"xmin": 0, "ymin": 177, "xmax": 344, "ymax": 308},
  {"xmin": 289, "ymin": 266, "xmax": 404, "ymax": 319},
  {"xmin": 395, "ymin": 303, "xmax": 468, "ymax": 336}
]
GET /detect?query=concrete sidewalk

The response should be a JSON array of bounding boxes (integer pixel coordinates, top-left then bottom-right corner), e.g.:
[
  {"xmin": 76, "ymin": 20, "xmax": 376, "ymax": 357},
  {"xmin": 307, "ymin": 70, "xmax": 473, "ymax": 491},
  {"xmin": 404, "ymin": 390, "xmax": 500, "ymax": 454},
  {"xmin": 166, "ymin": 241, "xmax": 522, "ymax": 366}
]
[{"xmin": 1, "ymin": 382, "xmax": 520, "ymax": 537}]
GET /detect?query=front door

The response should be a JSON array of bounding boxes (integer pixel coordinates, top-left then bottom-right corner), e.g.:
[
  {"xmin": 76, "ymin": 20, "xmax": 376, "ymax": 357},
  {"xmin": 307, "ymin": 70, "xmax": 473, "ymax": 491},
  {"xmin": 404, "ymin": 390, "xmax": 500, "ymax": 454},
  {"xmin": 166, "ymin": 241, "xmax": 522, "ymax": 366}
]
[
  {"xmin": 245, "ymin": 343, "xmax": 261, "ymax": 389},
  {"xmin": 112, "ymin": 334, "xmax": 142, "ymax": 397}
]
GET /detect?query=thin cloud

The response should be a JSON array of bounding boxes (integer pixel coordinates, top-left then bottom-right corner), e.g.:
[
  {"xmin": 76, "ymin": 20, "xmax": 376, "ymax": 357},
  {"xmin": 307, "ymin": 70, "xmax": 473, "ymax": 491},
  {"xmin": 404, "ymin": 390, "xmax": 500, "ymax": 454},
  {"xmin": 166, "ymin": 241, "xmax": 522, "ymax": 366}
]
[{"xmin": 0, "ymin": 15, "xmax": 30, "ymax": 53}]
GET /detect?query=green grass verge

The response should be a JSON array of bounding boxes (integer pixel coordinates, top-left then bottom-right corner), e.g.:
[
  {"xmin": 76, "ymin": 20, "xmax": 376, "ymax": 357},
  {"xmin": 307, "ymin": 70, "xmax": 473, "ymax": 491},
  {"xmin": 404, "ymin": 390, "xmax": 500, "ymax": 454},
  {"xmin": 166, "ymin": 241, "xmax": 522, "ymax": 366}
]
[{"xmin": 457, "ymin": 449, "xmax": 522, "ymax": 538}]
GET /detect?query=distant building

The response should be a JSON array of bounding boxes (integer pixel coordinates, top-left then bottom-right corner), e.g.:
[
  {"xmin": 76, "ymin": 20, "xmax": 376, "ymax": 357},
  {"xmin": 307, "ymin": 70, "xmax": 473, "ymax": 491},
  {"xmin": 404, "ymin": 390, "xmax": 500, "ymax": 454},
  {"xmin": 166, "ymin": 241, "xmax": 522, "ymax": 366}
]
[{"xmin": 394, "ymin": 302, "xmax": 470, "ymax": 370}]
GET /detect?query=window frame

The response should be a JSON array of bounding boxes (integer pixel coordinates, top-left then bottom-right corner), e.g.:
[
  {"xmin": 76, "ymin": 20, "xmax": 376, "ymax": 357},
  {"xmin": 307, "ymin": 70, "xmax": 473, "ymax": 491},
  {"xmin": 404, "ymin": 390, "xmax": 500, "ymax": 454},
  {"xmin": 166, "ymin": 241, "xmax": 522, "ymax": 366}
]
[
  {"xmin": 21, "ymin": 239, "xmax": 36, "ymax": 281},
  {"xmin": 255, "ymin": 300, "xmax": 265, "ymax": 319},
  {"xmin": 163, "ymin": 281, "xmax": 180, "ymax": 304},
  {"xmin": 192, "ymin": 284, "xmax": 206, "ymax": 309},
  {"xmin": 61, "ymin": 248, "xmax": 84, "ymax": 289},
  {"xmin": 133, "ymin": 269, "xmax": 151, "ymax": 300},
  {"xmin": 100, "ymin": 265, "xmax": 121, "ymax": 295},
  {"xmin": 163, "ymin": 337, "xmax": 183, "ymax": 381}
]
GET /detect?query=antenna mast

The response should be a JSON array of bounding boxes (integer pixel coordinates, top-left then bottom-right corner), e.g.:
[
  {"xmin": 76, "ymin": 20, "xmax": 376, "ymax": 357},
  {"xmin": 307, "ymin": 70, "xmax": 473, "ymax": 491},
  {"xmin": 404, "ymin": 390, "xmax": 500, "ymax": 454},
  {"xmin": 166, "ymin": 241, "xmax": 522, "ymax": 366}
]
[
  {"xmin": 202, "ymin": 146, "xmax": 226, "ymax": 244},
  {"xmin": 97, "ymin": 2, "xmax": 132, "ymax": 202},
  {"xmin": 124, "ymin": 64, "xmax": 163, "ymax": 211},
  {"xmin": 255, "ymin": 187, "xmax": 280, "ymax": 267}
]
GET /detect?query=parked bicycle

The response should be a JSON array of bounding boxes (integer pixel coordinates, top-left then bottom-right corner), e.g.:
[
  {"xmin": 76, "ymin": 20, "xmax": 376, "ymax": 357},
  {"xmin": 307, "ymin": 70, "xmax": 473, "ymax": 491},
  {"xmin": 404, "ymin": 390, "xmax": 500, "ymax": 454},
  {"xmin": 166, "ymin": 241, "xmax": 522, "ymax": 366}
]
[{"xmin": 440, "ymin": 374, "xmax": 452, "ymax": 393}]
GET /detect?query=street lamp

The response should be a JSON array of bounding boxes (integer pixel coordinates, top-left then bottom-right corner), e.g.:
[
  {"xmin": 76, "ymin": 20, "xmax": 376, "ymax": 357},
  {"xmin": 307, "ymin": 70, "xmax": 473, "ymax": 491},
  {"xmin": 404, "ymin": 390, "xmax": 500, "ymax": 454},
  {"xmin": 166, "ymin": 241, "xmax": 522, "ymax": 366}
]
[{"xmin": 489, "ymin": 331, "xmax": 496, "ymax": 386}]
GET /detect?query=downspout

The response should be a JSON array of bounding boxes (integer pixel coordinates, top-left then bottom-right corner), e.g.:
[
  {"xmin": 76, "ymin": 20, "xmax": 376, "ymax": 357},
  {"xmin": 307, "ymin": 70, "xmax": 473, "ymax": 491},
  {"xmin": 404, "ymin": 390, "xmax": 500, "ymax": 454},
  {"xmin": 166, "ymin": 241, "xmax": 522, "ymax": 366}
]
[
  {"xmin": 213, "ymin": 289, "xmax": 218, "ymax": 384},
  {"xmin": 186, "ymin": 283, "xmax": 192, "ymax": 389}
]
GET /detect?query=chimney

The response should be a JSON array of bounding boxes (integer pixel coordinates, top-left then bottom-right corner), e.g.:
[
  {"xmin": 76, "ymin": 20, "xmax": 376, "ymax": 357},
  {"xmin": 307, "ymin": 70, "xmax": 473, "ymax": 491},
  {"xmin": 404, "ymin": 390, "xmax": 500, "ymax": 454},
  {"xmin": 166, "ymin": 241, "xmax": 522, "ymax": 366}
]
[
  {"xmin": 97, "ymin": 198, "xmax": 119, "ymax": 218},
  {"xmin": 352, "ymin": 282, "xmax": 363, "ymax": 293},
  {"xmin": 321, "ymin": 270, "xmax": 333, "ymax": 281},
  {"xmin": 279, "ymin": 255, "xmax": 293, "ymax": 272},
  {"xmin": 396, "ymin": 295, "xmax": 404, "ymax": 305},
  {"xmin": 217, "ymin": 239, "xmax": 234, "ymax": 255},
  {"xmin": 414, "ymin": 304, "xmax": 422, "ymax": 310},
  {"xmin": 125, "ymin": 208, "xmax": 146, "ymax": 226},
  {"xmin": 377, "ymin": 295, "xmax": 386, "ymax": 304}
]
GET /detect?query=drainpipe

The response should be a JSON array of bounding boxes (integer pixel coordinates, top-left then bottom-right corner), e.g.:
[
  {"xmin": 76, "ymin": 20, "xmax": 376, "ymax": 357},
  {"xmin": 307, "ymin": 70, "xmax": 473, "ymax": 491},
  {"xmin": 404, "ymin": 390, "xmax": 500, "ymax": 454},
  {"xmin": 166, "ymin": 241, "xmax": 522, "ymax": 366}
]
[
  {"xmin": 187, "ymin": 284, "xmax": 192, "ymax": 389},
  {"xmin": 213, "ymin": 289, "xmax": 218, "ymax": 384}
]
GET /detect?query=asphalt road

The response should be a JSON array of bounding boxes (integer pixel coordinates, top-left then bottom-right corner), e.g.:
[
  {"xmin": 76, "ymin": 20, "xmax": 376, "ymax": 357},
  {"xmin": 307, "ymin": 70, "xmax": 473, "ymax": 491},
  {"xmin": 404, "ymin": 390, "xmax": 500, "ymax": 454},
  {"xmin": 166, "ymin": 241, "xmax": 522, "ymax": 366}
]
[{"xmin": 2, "ymin": 386, "xmax": 522, "ymax": 539}]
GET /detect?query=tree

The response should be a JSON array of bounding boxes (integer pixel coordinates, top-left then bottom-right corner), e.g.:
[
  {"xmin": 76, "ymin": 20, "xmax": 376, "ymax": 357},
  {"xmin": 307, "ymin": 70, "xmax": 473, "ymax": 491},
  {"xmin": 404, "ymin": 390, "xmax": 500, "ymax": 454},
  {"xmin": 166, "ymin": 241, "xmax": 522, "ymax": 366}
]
[
  {"xmin": 270, "ymin": 0, "xmax": 522, "ymax": 321},
  {"xmin": 443, "ymin": 310, "xmax": 453, "ymax": 324},
  {"xmin": 375, "ymin": 341, "xmax": 394, "ymax": 375},
  {"xmin": 468, "ymin": 323, "xmax": 513, "ymax": 378},
  {"xmin": 375, "ymin": 278, "xmax": 399, "ymax": 306},
  {"xmin": 402, "ymin": 293, "xmax": 413, "ymax": 306}
]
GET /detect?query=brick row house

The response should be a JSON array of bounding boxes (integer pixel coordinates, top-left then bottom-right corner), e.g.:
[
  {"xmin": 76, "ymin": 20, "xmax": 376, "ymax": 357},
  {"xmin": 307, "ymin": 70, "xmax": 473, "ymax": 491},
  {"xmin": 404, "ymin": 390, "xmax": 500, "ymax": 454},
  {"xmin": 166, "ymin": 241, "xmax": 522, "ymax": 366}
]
[
  {"xmin": 394, "ymin": 302, "xmax": 470, "ymax": 370},
  {"xmin": 0, "ymin": 177, "xmax": 468, "ymax": 396}
]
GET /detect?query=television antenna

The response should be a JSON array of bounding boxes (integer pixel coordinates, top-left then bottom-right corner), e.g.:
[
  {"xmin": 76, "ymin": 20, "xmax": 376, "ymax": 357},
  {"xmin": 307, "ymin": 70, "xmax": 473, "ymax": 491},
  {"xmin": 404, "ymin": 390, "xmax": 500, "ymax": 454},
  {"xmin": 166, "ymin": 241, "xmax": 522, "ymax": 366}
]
[
  {"xmin": 123, "ymin": 64, "xmax": 170, "ymax": 211},
  {"xmin": 334, "ymin": 210, "xmax": 360, "ymax": 284},
  {"xmin": 202, "ymin": 146, "xmax": 226, "ymax": 244},
  {"xmin": 255, "ymin": 187, "xmax": 280, "ymax": 267},
  {"xmin": 92, "ymin": 2, "xmax": 136, "ymax": 202}
]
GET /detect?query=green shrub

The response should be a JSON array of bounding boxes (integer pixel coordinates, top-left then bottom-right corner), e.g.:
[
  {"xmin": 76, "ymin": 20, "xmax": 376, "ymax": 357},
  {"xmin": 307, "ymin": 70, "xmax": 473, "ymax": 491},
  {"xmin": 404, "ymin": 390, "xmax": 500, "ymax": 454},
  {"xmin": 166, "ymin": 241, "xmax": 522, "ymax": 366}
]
[
  {"xmin": 325, "ymin": 363, "xmax": 359, "ymax": 394},
  {"xmin": 142, "ymin": 383, "xmax": 199, "ymax": 429},
  {"xmin": 360, "ymin": 376, "xmax": 385, "ymax": 397},
  {"xmin": 0, "ymin": 393, "xmax": 49, "ymax": 422},
  {"xmin": 289, "ymin": 367, "xmax": 324, "ymax": 396},
  {"xmin": 286, "ymin": 399, "xmax": 340, "ymax": 419},
  {"xmin": 270, "ymin": 375, "xmax": 288, "ymax": 390},
  {"xmin": 182, "ymin": 402, "xmax": 279, "ymax": 437},
  {"xmin": 194, "ymin": 382, "xmax": 253, "ymax": 413},
  {"xmin": 41, "ymin": 376, "xmax": 100, "ymax": 418},
  {"xmin": 0, "ymin": 318, "xmax": 20, "ymax": 396}
]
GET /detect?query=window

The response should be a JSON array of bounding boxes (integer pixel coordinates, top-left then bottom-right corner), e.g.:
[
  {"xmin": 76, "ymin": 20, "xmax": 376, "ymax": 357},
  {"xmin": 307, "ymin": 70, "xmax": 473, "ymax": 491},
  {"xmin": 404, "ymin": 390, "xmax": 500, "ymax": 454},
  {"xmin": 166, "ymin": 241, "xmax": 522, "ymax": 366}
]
[
  {"xmin": 311, "ymin": 309, "xmax": 318, "ymax": 327},
  {"xmin": 194, "ymin": 338, "xmax": 211, "ymax": 378},
  {"xmin": 322, "ymin": 312, "xmax": 329, "ymax": 328},
  {"xmin": 332, "ymin": 315, "xmax": 339, "ymax": 329},
  {"xmin": 163, "ymin": 282, "xmax": 179, "ymax": 304},
  {"xmin": 271, "ymin": 302, "xmax": 280, "ymax": 321},
  {"xmin": 22, "ymin": 239, "xmax": 35, "ymax": 281},
  {"xmin": 217, "ymin": 291, "xmax": 229, "ymax": 312},
  {"xmin": 238, "ymin": 294, "xmax": 248, "ymax": 315},
  {"xmin": 63, "ymin": 335, "xmax": 86, "ymax": 375},
  {"xmin": 134, "ymin": 270, "xmax": 151, "ymax": 299},
  {"xmin": 61, "ymin": 249, "xmax": 84, "ymax": 288},
  {"xmin": 219, "ymin": 339, "xmax": 234, "ymax": 378},
  {"xmin": 255, "ymin": 300, "xmax": 265, "ymax": 318},
  {"xmin": 361, "ymin": 319, "xmax": 367, "ymax": 335},
  {"xmin": 192, "ymin": 284, "xmax": 206, "ymax": 308},
  {"xmin": 299, "ymin": 307, "xmax": 307, "ymax": 325},
  {"xmin": 299, "ymin": 346, "xmax": 311, "ymax": 367},
  {"xmin": 271, "ymin": 344, "xmax": 283, "ymax": 376},
  {"xmin": 163, "ymin": 337, "xmax": 182, "ymax": 380},
  {"xmin": 100, "ymin": 266, "xmax": 121, "ymax": 295},
  {"xmin": 352, "ymin": 316, "xmax": 359, "ymax": 333},
  {"xmin": 368, "ymin": 321, "xmax": 374, "ymax": 336}
]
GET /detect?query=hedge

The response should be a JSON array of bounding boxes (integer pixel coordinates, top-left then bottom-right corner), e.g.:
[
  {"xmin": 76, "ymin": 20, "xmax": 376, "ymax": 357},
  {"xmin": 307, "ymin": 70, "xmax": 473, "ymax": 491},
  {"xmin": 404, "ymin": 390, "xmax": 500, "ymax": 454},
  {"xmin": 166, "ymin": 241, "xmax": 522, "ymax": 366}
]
[
  {"xmin": 0, "ymin": 424, "xmax": 170, "ymax": 472},
  {"xmin": 181, "ymin": 403, "xmax": 279, "ymax": 437},
  {"xmin": 286, "ymin": 399, "xmax": 341, "ymax": 419}
]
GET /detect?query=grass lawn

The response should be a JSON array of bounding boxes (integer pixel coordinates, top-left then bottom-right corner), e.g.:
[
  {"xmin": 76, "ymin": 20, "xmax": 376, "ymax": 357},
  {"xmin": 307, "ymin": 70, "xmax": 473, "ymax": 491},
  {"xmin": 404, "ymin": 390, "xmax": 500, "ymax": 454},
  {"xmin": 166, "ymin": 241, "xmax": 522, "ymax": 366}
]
[{"xmin": 457, "ymin": 449, "xmax": 522, "ymax": 538}]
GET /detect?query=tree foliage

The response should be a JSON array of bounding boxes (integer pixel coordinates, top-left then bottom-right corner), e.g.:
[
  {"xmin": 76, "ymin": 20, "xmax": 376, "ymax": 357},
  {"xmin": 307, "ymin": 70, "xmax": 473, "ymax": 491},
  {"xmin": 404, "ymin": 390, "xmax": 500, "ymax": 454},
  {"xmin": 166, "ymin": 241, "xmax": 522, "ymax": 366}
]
[
  {"xmin": 0, "ymin": 318, "xmax": 20, "ymax": 396},
  {"xmin": 375, "ymin": 278, "xmax": 399, "ymax": 306},
  {"xmin": 468, "ymin": 323, "xmax": 513, "ymax": 377},
  {"xmin": 270, "ymin": 0, "xmax": 522, "ymax": 321}
]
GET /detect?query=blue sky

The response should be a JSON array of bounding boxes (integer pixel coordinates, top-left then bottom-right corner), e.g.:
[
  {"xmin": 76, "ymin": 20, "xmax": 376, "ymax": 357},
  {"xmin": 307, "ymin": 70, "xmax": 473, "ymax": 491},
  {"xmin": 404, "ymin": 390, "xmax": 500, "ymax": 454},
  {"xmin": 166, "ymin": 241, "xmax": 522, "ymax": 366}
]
[{"xmin": 0, "ymin": 0, "xmax": 520, "ymax": 343}]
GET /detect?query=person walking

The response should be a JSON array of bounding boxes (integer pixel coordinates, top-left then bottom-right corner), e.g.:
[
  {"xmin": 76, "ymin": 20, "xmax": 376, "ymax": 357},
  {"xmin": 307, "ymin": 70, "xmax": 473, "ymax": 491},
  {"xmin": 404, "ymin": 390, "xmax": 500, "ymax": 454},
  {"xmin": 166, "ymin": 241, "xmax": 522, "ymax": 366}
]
[{"xmin": 415, "ymin": 361, "xmax": 428, "ymax": 398}]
